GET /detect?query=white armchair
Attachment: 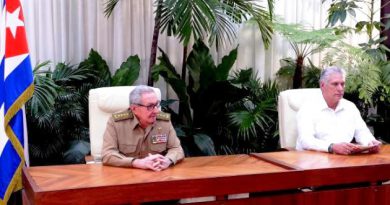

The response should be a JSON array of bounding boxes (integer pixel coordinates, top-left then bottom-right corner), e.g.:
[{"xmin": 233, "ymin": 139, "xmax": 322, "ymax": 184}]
[
  {"xmin": 88, "ymin": 86, "xmax": 161, "ymax": 163},
  {"xmin": 278, "ymin": 88, "xmax": 321, "ymax": 149}
]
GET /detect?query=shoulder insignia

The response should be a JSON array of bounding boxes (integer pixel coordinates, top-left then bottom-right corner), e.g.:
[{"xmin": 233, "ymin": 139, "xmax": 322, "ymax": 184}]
[
  {"xmin": 112, "ymin": 110, "xmax": 133, "ymax": 122},
  {"xmin": 157, "ymin": 112, "xmax": 170, "ymax": 121}
]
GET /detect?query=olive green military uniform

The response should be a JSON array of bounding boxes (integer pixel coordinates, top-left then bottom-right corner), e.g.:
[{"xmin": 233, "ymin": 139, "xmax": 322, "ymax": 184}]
[{"xmin": 102, "ymin": 110, "xmax": 184, "ymax": 167}]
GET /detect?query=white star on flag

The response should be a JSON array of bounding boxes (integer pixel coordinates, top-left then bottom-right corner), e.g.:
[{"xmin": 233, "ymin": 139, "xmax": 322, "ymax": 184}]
[{"xmin": 6, "ymin": 7, "xmax": 24, "ymax": 38}]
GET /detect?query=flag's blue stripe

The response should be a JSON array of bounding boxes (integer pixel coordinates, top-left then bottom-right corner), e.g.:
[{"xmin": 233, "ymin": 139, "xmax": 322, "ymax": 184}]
[
  {"xmin": 4, "ymin": 56, "xmax": 33, "ymax": 112},
  {"xmin": 0, "ymin": 142, "xmax": 21, "ymax": 199},
  {"xmin": 0, "ymin": 111, "xmax": 24, "ymax": 200},
  {"xmin": 9, "ymin": 110, "xmax": 24, "ymax": 146}
]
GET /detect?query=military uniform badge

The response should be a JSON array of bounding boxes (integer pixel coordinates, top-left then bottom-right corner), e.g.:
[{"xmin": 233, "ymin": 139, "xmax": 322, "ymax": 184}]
[{"xmin": 151, "ymin": 134, "xmax": 168, "ymax": 144}]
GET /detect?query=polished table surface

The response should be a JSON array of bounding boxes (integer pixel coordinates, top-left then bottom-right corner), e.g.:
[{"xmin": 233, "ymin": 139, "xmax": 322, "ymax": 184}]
[
  {"xmin": 251, "ymin": 145, "xmax": 390, "ymax": 187},
  {"xmin": 23, "ymin": 154, "xmax": 301, "ymax": 204},
  {"xmin": 24, "ymin": 155, "xmax": 289, "ymax": 191},
  {"xmin": 23, "ymin": 145, "xmax": 390, "ymax": 205},
  {"xmin": 252, "ymin": 144, "xmax": 390, "ymax": 170}
]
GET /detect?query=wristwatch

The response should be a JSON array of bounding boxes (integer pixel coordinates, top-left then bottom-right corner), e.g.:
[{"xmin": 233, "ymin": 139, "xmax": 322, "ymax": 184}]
[
  {"xmin": 168, "ymin": 158, "xmax": 174, "ymax": 166},
  {"xmin": 328, "ymin": 143, "xmax": 334, "ymax": 153}
]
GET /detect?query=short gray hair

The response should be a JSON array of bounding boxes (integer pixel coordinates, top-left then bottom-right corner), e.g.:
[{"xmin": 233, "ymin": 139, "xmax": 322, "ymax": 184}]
[
  {"xmin": 319, "ymin": 66, "xmax": 346, "ymax": 84},
  {"xmin": 129, "ymin": 85, "xmax": 156, "ymax": 105}
]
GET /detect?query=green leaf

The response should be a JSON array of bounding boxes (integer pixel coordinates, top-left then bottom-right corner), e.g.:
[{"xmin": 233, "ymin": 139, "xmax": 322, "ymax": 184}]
[
  {"xmin": 187, "ymin": 40, "xmax": 217, "ymax": 91},
  {"xmin": 229, "ymin": 110, "xmax": 257, "ymax": 140},
  {"xmin": 366, "ymin": 23, "xmax": 373, "ymax": 35},
  {"xmin": 78, "ymin": 49, "xmax": 111, "ymax": 87},
  {"xmin": 153, "ymin": 48, "xmax": 192, "ymax": 125},
  {"xmin": 325, "ymin": 0, "xmax": 357, "ymax": 26},
  {"xmin": 379, "ymin": 44, "xmax": 390, "ymax": 52},
  {"xmin": 216, "ymin": 46, "xmax": 238, "ymax": 81},
  {"xmin": 303, "ymin": 59, "xmax": 321, "ymax": 88},
  {"xmin": 347, "ymin": 8, "xmax": 356, "ymax": 18},
  {"xmin": 340, "ymin": 10, "xmax": 347, "ymax": 22},
  {"xmin": 174, "ymin": 127, "xmax": 186, "ymax": 138},
  {"xmin": 230, "ymin": 68, "xmax": 253, "ymax": 84},
  {"xmin": 63, "ymin": 140, "xmax": 90, "ymax": 164},
  {"xmin": 193, "ymin": 133, "xmax": 216, "ymax": 155},
  {"xmin": 111, "ymin": 55, "xmax": 140, "ymax": 86},
  {"xmin": 373, "ymin": 22, "xmax": 382, "ymax": 31},
  {"xmin": 373, "ymin": 36, "xmax": 387, "ymax": 44},
  {"xmin": 355, "ymin": 21, "xmax": 367, "ymax": 32},
  {"xmin": 381, "ymin": 63, "xmax": 390, "ymax": 84},
  {"xmin": 385, "ymin": 20, "xmax": 390, "ymax": 30}
]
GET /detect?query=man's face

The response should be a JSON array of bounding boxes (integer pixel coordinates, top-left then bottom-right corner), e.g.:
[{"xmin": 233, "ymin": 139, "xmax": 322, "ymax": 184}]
[
  {"xmin": 320, "ymin": 73, "xmax": 345, "ymax": 108},
  {"xmin": 131, "ymin": 92, "xmax": 159, "ymax": 128}
]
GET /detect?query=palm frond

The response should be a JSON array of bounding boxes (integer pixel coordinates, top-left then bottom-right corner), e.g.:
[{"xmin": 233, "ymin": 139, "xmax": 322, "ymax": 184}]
[
  {"xmin": 52, "ymin": 63, "xmax": 95, "ymax": 85},
  {"xmin": 29, "ymin": 138, "xmax": 64, "ymax": 159},
  {"xmin": 226, "ymin": 70, "xmax": 279, "ymax": 152},
  {"xmin": 232, "ymin": 0, "xmax": 274, "ymax": 48},
  {"xmin": 27, "ymin": 57, "xmax": 108, "ymax": 165},
  {"xmin": 160, "ymin": 0, "xmax": 274, "ymax": 47},
  {"xmin": 274, "ymin": 22, "xmax": 341, "ymax": 53},
  {"xmin": 103, "ymin": 0, "xmax": 120, "ymax": 18},
  {"xmin": 28, "ymin": 63, "xmax": 59, "ymax": 115},
  {"xmin": 33, "ymin": 61, "xmax": 51, "ymax": 72}
]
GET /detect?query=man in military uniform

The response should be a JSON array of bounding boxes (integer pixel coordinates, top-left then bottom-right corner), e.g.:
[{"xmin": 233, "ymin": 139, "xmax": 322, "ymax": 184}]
[{"xmin": 102, "ymin": 85, "xmax": 184, "ymax": 171}]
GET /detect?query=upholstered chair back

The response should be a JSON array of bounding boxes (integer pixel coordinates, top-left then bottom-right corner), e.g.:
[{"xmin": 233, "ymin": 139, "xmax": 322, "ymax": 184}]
[{"xmin": 278, "ymin": 88, "xmax": 321, "ymax": 149}]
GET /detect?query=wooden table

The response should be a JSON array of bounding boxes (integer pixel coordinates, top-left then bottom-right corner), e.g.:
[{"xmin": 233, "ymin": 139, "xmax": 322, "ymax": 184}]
[
  {"xmin": 23, "ymin": 146, "xmax": 390, "ymax": 205},
  {"xmin": 23, "ymin": 155, "xmax": 300, "ymax": 205},
  {"xmin": 251, "ymin": 145, "xmax": 390, "ymax": 205},
  {"xmin": 252, "ymin": 145, "xmax": 390, "ymax": 185}
]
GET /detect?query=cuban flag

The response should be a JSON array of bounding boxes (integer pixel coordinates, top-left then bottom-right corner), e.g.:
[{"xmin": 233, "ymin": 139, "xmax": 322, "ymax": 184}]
[{"xmin": 0, "ymin": 0, "xmax": 34, "ymax": 204}]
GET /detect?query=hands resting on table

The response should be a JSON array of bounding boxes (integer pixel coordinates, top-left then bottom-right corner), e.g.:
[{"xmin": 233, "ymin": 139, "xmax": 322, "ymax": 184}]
[
  {"xmin": 331, "ymin": 140, "xmax": 382, "ymax": 155},
  {"xmin": 132, "ymin": 154, "xmax": 173, "ymax": 171}
]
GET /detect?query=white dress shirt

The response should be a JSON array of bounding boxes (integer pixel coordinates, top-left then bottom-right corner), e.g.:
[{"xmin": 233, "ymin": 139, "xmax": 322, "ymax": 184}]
[{"xmin": 295, "ymin": 95, "xmax": 375, "ymax": 152}]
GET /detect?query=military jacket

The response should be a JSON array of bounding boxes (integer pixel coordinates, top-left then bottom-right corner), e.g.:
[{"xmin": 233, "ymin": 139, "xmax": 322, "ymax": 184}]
[{"xmin": 101, "ymin": 110, "xmax": 184, "ymax": 167}]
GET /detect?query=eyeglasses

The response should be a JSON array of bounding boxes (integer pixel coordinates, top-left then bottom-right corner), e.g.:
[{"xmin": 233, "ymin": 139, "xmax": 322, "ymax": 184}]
[{"xmin": 134, "ymin": 102, "xmax": 161, "ymax": 111}]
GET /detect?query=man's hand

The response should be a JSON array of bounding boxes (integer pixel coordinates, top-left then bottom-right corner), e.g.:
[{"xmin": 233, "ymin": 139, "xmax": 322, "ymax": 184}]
[
  {"xmin": 331, "ymin": 142, "xmax": 360, "ymax": 155},
  {"xmin": 367, "ymin": 140, "xmax": 382, "ymax": 153},
  {"xmin": 132, "ymin": 154, "xmax": 165, "ymax": 171},
  {"xmin": 132, "ymin": 154, "xmax": 173, "ymax": 171},
  {"xmin": 154, "ymin": 154, "xmax": 173, "ymax": 170}
]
